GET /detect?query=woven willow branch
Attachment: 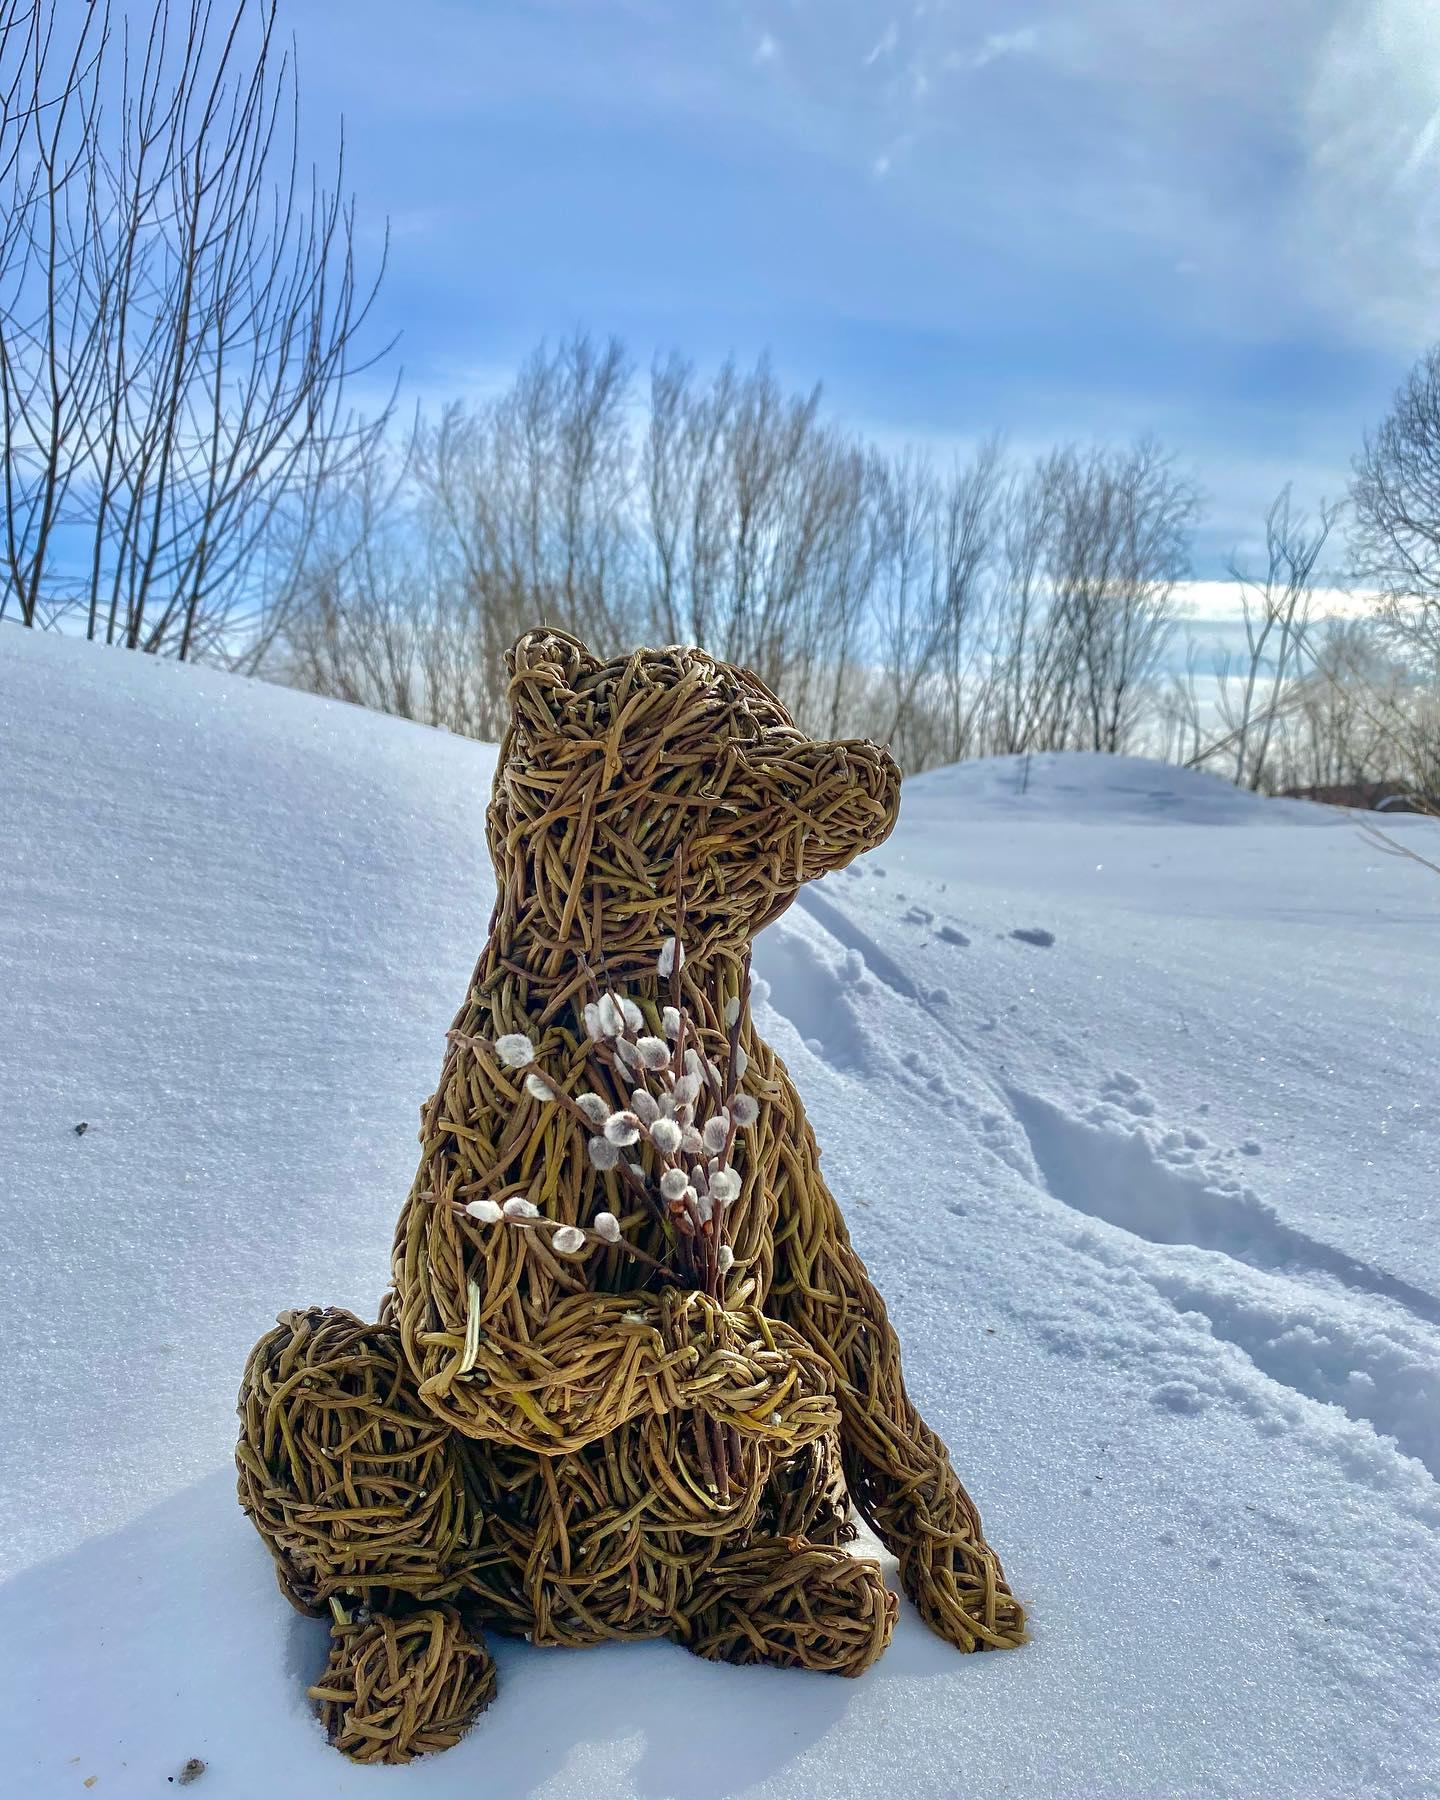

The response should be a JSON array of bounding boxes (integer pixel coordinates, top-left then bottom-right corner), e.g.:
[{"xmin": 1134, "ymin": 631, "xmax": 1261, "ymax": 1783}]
[{"xmin": 310, "ymin": 1607, "xmax": 496, "ymax": 1764}]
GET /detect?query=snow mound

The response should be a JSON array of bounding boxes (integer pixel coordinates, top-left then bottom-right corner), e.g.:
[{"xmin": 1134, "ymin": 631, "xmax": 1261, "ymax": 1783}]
[
  {"xmin": 2, "ymin": 629, "xmax": 1438, "ymax": 1800},
  {"xmin": 903, "ymin": 750, "xmax": 1325, "ymax": 825}
]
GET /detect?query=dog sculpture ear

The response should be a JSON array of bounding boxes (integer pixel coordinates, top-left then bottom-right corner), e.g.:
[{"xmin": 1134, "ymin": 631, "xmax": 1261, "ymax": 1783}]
[{"xmin": 505, "ymin": 628, "xmax": 604, "ymax": 734}]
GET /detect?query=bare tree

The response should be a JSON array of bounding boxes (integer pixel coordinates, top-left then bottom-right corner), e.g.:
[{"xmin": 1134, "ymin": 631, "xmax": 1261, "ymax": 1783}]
[
  {"xmin": 1040, "ymin": 439, "xmax": 1199, "ymax": 754},
  {"xmin": 641, "ymin": 355, "xmax": 877, "ymax": 728},
  {"xmin": 871, "ymin": 442, "xmax": 1004, "ymax": 769},
  {"xmin": 1211, "ymin": 488, "xmax": 1337, "ymax": 790},
  {"xmin": 277, "ymin": 327, "xmax": 1211, "ymax": 776},
  {"xmin": 403, "ymin": 334, "xmax": 637, "ymax": 732},
  {"xmin": 276, "ymin": 421, "xmax": 494, "ymax": 732},
  {"xmin": 1350, "ymin": 343, "xmax": 1440, "ymax": 667},
  {"xmin": 978, "ymin": 440, "xmax": 1198, "ymax": 759},
  {"xmin": 0, "ymin": 0, "xmax": 389, "ymax": 663}
]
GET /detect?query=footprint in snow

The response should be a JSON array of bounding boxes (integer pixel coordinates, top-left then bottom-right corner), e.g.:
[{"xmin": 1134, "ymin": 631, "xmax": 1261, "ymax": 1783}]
[
  {"xmin": 904, "ymin": 904, "xmax": 934, "ymax": 925},
  {"xmin": 1010, "ymin": 927, "xmax": 1055, "ymax": 948},
  {"xmin": 1101, "ymin": 1076, "xmax": 1156, "ymax": 1118},
  {"xmin": 938, "ymin": 925, "xmax": 970, "ymax": 947}
]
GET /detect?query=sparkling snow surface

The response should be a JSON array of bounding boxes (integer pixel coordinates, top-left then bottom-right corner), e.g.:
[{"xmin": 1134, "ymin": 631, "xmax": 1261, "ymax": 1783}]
[{"xmin": 2, "ymin": 630, "xmax": 1438, "ymax": 1799}]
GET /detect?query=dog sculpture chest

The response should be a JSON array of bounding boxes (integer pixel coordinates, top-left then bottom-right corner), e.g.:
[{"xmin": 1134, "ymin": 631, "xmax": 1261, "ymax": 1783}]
[{"xmin": 237, "ymin": 630, "xmax": 1024, "ymax": 1764}]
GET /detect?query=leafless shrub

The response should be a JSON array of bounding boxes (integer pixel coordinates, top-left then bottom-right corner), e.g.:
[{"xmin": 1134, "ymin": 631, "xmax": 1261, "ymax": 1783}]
[
  {"xmin": 0, "ymin": 0, "xmax": 389, "ymax": 664},
  {"xmin": 641, "ymin": 354, "xmax": 878, "ymax": 732},
  {"xmin": 1350, "ymin": 343, "xmax": 1440, "ymax": 668}
]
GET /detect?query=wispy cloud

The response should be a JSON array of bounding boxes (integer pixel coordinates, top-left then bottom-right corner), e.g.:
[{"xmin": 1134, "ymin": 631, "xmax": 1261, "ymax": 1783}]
[
  {"xmin": 1297, "ymin": 0, "xmax": 1440, "ymax": 345},
  {"xmin": 872, "ymin": 129, "xmax": 917, "ymax": 179},
  {"xmin": 754, "ymin": 31, "xmax": 779, "ymax": 65},
  {"xmin": 864, "ymin": 21, "xmax": 899, "ymax": 66},
  {"xmin": 966, "ymin": 25, "xmax": 1041, "ymax": 71}
]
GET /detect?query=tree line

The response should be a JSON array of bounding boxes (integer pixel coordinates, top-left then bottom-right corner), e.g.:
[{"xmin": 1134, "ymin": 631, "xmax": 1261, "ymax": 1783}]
[{"xmin": 2, "ymin": 0, "xmax": 1437, "ymax": 803}]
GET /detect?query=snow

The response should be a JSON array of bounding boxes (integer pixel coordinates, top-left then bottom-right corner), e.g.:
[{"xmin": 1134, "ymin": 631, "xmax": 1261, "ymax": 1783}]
[{"xmin": 3, "ymin": 628, "xmax": 1439, "ymax": 1799}]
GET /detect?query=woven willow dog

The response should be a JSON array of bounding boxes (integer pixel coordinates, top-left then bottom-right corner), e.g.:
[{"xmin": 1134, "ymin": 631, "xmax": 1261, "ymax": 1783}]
[{"xmin": 237, "ymin": 629, "xmax": 1024, "ymax": 1763}]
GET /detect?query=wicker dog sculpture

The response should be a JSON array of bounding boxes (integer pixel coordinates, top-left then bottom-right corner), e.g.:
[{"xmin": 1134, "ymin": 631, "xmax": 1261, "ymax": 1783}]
[{"xmin": 237, "ymin": 629, "xmax": 1025, "ymax": 1763}]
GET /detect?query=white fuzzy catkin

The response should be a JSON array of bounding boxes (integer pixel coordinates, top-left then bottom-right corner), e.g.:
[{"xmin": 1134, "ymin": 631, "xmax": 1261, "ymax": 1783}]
[
  {"xmin": 730, "ymin": 1094, "xmax": 759, "ymax": 1126},
  {"xmin": 659, "ymin": 1166, "xmax": 690, "ymax": 1201},
  {"xmin": 702, "ymin": 1114, "xmax": 730, "ymax": 1154},
  {"xmin": 661, "ymin": 1006, "xmax": 682, "ymax": 1039},
  {"xmin": 708, "ymin": 1168, "xmax": 741, "ymax": 1204},
  {"xmin": 576, "ymin": 1093, "xmax": 610, "ymax": 1125},
  {"xmin": 604, "ymin": 1111, "xmax": 641, "ymax": 1146},
  {"xmin": 588, "ymin": 1135, "xmax": 620, "ymax": 1171},
  {"xmin": 494, "ymin": 1032, "xmax": 535, "ymax": 1068},
  {"xmin": 717, "ymin": 1245, "xmax": 735, "ymax": 1273},
  {"xmin": 656, "ymin": 935, "xmax": 685, "ymax": 978},
  {"xmin": 502, "ymin": 1195, "xmax": 539, "ymax": 1219},
  {"xmin": 629, "ymin": 1088, "xmax": 660, "ymax": 1126},
  {"xmin": 593, "ymin": 1210, "xmax": 622, "ymax": 1243},
  {"xmin": 724, "ymin": 994, "xmax": 741, "ymax": 1028},
  {"xmin": 596, "ymin": 993, "xmax": 625, "ymax": 1037},
  {"xmin": 551, "ymin": 1225, "xmax": 586, "ymax": 1255},
  {"xmin": 672, "ymin": 1072, "xmax": 701, "ymax": 1106},
  {"xmin": 583, "ymin": 1001, "xmax": 602, "ymax": 1040},
  {"xmin": 636, "ymin": 1036, "xmax": 671, "ymax": 1071},
  {"xmin": 649, "ymin": 1117, "xmax": 683, "ymax": 1156},
  {"xmin": 524, "ymin": 1070, "xmax": 555, "ymax": 1100},
  {"xmin": 680, "ymin": 1125, "xmax": 705, "ymax": 1155},
  {"xmin": 735, "ymin": 1045, "xmax": 749, "ymax": 1079},
  {"xmin": 621, "ymin": 997, "xmax": 644, "ymax": 1033},
  {"xmin": 465, "ymin": 1198, "xmax": 503, "ymax": 1223}
]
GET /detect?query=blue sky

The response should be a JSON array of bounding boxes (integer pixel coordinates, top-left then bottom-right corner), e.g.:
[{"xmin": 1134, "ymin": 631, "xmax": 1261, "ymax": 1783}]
[{"xmin": 284, "ymin": 0, "xmax": 1440, "ymax": 581}]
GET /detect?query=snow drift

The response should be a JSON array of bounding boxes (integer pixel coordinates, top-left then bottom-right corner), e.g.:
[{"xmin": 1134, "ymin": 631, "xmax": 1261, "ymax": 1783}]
[{"xmin": 2, "ymin": 629, "xmax": 1438, "ymax": 1798}]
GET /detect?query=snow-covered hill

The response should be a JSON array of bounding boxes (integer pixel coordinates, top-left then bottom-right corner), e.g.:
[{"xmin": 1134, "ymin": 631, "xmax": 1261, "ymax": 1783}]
[{"xmin": 2, "ymin": 629, "xmax": 1438, "ymax": 1799}]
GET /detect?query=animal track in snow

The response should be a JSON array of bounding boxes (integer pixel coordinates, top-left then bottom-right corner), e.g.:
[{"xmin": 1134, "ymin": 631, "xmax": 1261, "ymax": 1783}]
[
  {"xmin": 753, "ymin": 927, "xmax": 873, "ymax": 1073},
  {"xmin": 1100, "ymin": 1071, "xmax": 1157, "ymax": 1117},
  {"xmin": 794, "ymin": 885, "xmax": 920, "ymax": 1001},
  {"xmin": 1149, "ymin": 1270, "xmax": 1440, "ymax": 1479},
  {"xmin": 1008, "ymin": 1088, "xmax": 1440, "ymax": 1330},
  {"xmin": 768, "ymin": 886, "xmax": 1440, "ymax": 1480},
  {"xmin": 1007, "ymin": 1086, "xmax": 1440, "ymax": 1477}
]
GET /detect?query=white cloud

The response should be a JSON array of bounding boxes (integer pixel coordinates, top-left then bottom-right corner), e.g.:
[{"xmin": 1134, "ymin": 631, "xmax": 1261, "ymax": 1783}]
[
  {"xmin": 871, "ymin": 130, "xmax": 916, "ymax": 180},
  {"xmin": 864, "ymin": 21, "xmax": 899, "ymax": 66},
  {"xmin": 754, "ymin": 31, "xmax": 779, "ymax": 64},
  {"xmin": 968, "ymin": 25, "xmax": 1040, "ymax": 70},
  {"xmin": 1174, "ymin": 580, "xmax": 1377, "ymax": 624}
]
